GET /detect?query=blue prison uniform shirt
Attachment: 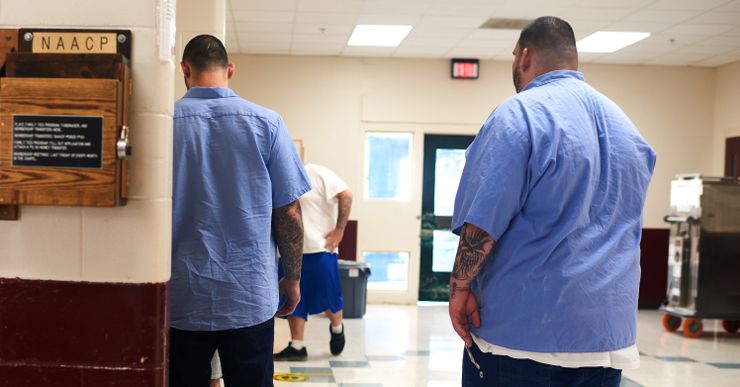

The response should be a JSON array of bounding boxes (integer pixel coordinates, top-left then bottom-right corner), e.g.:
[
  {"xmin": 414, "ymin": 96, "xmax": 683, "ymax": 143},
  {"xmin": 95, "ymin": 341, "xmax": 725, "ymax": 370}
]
[
  {"xmin": 452, "ymin": 70, "xmax": 656, "ymax": 352},
  {"xmin": 171, "ymin": 87, "xmax": 311, "ymax": 331}
]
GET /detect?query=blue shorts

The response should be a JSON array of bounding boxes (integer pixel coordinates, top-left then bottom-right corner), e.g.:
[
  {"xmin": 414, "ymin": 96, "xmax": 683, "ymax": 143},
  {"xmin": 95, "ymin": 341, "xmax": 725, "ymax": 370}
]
[{"xmin": 278, "ymin": 252, "xmax": 344, "ymax": 320}]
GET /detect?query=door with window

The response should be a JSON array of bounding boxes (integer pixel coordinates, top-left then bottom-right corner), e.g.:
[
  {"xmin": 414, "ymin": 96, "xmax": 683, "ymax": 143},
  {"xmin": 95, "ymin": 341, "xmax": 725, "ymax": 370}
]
[{"xmin": 419, "ymin": 134, "xmax": 475, "ymax": 301}]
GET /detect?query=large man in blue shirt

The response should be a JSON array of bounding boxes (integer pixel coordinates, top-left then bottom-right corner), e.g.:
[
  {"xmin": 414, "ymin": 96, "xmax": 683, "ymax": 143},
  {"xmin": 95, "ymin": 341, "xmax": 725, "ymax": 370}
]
[
  {"xmin": 170, "ymin": 35, "xmax": 311, "ymax": 387},
  {"xmin": 449, "ymin": 17, "xmax": 656, "ymax": 386}
]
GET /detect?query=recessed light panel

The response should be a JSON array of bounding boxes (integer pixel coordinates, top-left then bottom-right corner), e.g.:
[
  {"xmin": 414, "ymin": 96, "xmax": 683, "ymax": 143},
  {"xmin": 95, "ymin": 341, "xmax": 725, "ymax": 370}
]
[
  {"xmin": 348, "ymin": 25, "xmax": 413, "ymax": 47},
  {"xmin": 577, "ymin": 31, "xmax": 651, "ymax": 53}
]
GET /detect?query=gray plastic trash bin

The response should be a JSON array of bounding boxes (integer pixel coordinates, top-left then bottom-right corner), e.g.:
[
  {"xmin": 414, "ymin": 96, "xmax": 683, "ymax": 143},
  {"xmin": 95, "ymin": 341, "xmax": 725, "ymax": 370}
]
[{"xmin": 338, "ymin": 259, "xmax": 371, "ymax": 318}]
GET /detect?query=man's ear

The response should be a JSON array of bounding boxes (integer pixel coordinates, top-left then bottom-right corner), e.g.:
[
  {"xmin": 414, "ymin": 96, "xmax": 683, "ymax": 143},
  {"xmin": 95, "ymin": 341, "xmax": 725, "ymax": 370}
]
[
  {"xmin": 181, "ymin": 62, "xmax": 191, "ymax": 78},
  {"xmin": 226, "ymin": 63, "xmax": 235, "ymax": 79},
  {"xmin": 520, "ymin": 47, "xmax": 532, "ymax": 72}
]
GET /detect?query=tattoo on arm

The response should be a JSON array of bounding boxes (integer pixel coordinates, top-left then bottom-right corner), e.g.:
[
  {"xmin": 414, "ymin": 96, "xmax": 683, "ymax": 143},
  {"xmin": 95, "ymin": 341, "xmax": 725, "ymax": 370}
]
[
  {"xmin": 449, "ymin": 282, "xmax": 470, "ymax": 299},
  {"xmin": 335, "ymin": 190, "xmax": 353, "ymax": 229},
  {"xmin": 451, "ymin": 224, "xmax": 495, "ymax": 282},
  {"xmin": 273, "ymin": 200, "xmax": 304, "ymax": 280}
]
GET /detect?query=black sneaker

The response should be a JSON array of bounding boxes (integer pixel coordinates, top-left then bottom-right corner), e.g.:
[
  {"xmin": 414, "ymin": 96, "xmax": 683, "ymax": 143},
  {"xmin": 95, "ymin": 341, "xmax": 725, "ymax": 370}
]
[
  {"xmin": 329, "ymin": 323, "xmax": 345, "ymax": 355},
  {"xmin": 273, "ymin": 343, "xmax": 308, "ymax": 361}
]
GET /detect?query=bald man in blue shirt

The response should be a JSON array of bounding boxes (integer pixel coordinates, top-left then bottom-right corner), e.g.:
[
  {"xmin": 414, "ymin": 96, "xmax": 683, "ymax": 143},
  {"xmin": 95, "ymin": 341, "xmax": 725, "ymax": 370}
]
[{"xmin": 449, "ymin": 17, "xmax": 656, "ymax": 387}]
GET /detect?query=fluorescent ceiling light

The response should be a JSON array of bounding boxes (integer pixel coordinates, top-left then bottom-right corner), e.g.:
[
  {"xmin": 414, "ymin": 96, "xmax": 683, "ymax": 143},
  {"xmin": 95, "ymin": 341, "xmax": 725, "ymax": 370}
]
[
  {"xmin": 348, "ymin": 25, "xmax": 413, "ymax": 47},
  {"xmin": 577, "ymin": 31, "xmax": 650, "ymax": 53}
]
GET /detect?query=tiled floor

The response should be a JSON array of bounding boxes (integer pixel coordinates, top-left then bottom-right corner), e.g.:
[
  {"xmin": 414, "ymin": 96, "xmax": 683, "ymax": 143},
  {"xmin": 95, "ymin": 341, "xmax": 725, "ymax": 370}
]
[{"xmin": 266, "ymin": 304, "xmax": 739, "ymax": 386}]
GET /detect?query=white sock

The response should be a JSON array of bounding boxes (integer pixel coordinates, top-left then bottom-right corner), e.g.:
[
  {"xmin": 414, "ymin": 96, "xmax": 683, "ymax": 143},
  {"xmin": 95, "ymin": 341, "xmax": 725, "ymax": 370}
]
[
  {"xmin": 291, "ymin": 340, "xmax": 305, "ymax": 350},
  {"xmin": 331, "ymin": 323, "xmax": 343, "ymax": 334}
]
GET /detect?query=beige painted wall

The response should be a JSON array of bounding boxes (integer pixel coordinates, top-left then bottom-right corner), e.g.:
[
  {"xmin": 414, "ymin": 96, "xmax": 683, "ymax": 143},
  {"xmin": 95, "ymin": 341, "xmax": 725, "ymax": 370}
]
[
  {"xmin": 0, "ymin": 0, "xmax": 175, "ymax": 283},
  {"xmin": 713, "ymin": 61, "xmax": 740, "ymax": 174},
  {"xmin": 174, "ymin": 0, "xmax": 226, "ymax": 99},
  {"xmin": 229, "ymin": 54, "xmax": 718, "ymax": 301},
  {"xmin": 230, "ymin": 55, "xmax": 716, "ymax": 228}
]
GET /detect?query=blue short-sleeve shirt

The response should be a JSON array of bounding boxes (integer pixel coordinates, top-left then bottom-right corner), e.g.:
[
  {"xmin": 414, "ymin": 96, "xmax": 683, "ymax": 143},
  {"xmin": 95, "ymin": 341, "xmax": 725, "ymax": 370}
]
[
  {"xmin": 171, "ymin": 87, "xmax": 311, "ymax": 331},
  {"xmin": 453, "ymin": 70, "xmax": 656, "ymax": 352}
]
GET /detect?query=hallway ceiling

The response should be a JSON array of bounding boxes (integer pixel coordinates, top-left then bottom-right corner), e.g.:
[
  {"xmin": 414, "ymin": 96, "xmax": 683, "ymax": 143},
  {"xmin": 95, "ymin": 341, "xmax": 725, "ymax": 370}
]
[{"xmin": 226, "ymin": 0, "xmax": 740, "ymax": 67}]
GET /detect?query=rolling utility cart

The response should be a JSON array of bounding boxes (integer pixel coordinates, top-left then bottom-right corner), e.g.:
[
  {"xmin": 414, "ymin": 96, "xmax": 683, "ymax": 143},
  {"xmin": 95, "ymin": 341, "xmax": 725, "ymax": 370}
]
[{"xmin": 661, "ymin": 175, "xmax": 740, "ymax": 338}]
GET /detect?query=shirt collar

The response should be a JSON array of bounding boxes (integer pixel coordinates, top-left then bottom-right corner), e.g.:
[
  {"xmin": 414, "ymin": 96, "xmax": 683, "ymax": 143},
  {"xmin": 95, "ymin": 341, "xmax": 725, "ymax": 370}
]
[
  {"xmin": 183, "ymin": 87, "xmax": 237, "ymax": 99},
  {"xmin": 522, "ymin": 70, "xmax": 584, "ymax": 92}
]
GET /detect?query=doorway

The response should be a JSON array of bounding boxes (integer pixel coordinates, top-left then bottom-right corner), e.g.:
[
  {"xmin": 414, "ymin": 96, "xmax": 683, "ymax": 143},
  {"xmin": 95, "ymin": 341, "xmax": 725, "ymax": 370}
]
[
  {"xmin": 419, "ymin": 134, "xmax": 475, "ymax": 301},
  {"xmin": 725, "ymin": 136, "xmax": 740, "ymax": 178}
]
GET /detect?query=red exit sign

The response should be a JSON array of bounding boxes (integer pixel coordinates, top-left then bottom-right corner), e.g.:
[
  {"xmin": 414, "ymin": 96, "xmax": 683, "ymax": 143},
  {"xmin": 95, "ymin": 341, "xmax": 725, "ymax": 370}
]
[{"xmin": 451, "ymin": 58, "xmax": 479, "ymax": 79}]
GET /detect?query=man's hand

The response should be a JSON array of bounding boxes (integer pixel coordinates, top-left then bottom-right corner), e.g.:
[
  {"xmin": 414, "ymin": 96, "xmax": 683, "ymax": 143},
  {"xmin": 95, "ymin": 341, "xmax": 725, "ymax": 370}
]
[
  {"xmin": 447, "ymin": 223, "xmax": 493, "ymax": 347},
  {"xmin": 324, "ymin": 227, "xmax": 345, "ymax": 251},
  {"xmin": 276, "ymin": 278, "xmax": 300, "ymax": 317},
  {"xmin": 449, "ymin": 281, "xmax": 481, "ymax": 347}
]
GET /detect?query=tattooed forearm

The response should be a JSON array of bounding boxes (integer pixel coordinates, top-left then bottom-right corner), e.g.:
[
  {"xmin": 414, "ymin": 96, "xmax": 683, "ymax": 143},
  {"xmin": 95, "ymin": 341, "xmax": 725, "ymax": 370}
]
[
  {"xmin": 335, "ymin": 190, "xmax": 353, "ymax": 230},
  {"xmin": 273, "ymin": 200, "xmax": 304, "ymax": 280},
  {"xmin": 451, "ymin": 224, "xmax": 495, "ymax": 282}
]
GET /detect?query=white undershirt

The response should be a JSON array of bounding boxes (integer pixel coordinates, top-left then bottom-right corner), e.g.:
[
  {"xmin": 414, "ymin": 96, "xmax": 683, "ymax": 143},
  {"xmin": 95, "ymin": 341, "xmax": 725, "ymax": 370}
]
[
  {"xmin": 472, "ymin": 333, "xmax": 640, "ymax": 369},
  {"xmin": 299, "ymin": 164, "xmax": 350, "ymax": 254}
]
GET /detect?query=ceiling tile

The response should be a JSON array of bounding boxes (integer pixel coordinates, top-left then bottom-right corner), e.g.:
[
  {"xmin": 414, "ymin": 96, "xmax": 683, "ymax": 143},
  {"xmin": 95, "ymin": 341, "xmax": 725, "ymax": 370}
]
[
  {"xmin": 671, "ymin": 45, "xmax": 732, "ymax": 55},
  {"xmin": 296, "ymin": 0, "xmax": 364, "ymax": 13},
  {"xmin": 724, "ymin": 27, "xmax": 740, "ymax": 36},
  {"xmin": 237, "ymin": 33, "xmax": 292, "ymax": 44},
  {"xmin": 235, "ymin": 23, "xmax": 293, "ymax": 34},
  {"xmin": 355, "ymin": 13, "xmax": 422, "ymax": 25},
  {"xmin": 456, "ymin": 39, "xmax": 514, "ymax": 50},
  {"xmin": 425, "ymin": 1, "xmax": 503, "ymax": 17},
  {"xmin": 418, "ymin": 15, "xmax": 489, "ymax": 29},
  {"xmin": 239, "ymin": 41, "xmax": 291, "ymax": 52},
  {"xmin": 292, "ymin": 23, "xmax": 355, "ymax": 35},
  {"xmin": 624, "ymin": 9, "xmax": 700, "ymax": 23},
  {"xmin": 232, "ymin": 10, "xmax": 294, "ymax": 23},
  {"xmin": 662, "ymin": 23, "xmax": 737, "ymax": 36},
  {"xmin": 294, "ymin": 12, "xmax": 360, "ymax": 25},
  {"xmin": 465, "ymin": 29, "xmax": 521, "ymax": 41},
  {"xmin": 643, "ymin": 51, "xmax": 712, "ymax": 66},
  {"xmin": 230, "ymin": 0, "xmax": 297, "ymax": 12},
  {"xmin": 291, "ymin": 34, "xmax": 348, "ymax": 45},
  {"xmin": 688, "ymin": 11, "xmax": 740, "ymax": 25},
  {"xmin": 361, "ymin": 0, "xmax": 432, "ymax": 15},
  {"xmin": 601, "ymin": 21, "xmax": 674, "ymax": 34},
  {"xmin": 573, "ymin": 0, "xmax": 653, "ymax": 8},
  {"xmin": 714, "ymin": 0, "xmax": 740, "ymax": 12},
  {"xmin": 647, "ymin": 0, "xmax": 731, "ymax": 11},
  {"xmin": 406, "ymin": 26, "xmax": 475, "ymax": 39},
  {"xmin": 557, "ymin": 7, "xmax": 634, "ymax": 22},
  {"xmin": 697, "ymin": 35, "xmax": 740, "ymax": 47}
]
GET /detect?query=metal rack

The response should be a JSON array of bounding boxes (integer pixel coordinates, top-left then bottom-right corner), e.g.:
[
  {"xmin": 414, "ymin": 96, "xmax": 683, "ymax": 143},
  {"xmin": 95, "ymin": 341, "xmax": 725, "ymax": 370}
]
[{"xmin": 660, "ymin": 175, "xmax": 740, "ymax": 337}]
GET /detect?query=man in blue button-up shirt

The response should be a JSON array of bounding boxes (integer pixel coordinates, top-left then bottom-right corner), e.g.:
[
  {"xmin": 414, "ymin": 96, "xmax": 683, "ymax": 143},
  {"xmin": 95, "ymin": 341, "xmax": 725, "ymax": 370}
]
[
  {"xmin": 170, "ymin": 35, "xmax": 311, "ymax": 387},
  {"xmin": 449, "ymin": 17, "xmax": 656, "ymax": 386}
]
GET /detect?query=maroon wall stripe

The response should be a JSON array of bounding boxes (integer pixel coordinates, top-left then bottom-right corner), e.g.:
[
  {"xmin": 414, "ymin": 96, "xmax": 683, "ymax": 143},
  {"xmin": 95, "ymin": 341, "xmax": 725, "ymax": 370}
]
[
  {"xmin": 639, "ymin": 228, "xmax": 670, "ymax": 308},
  {"xmin": 0, "ymin": 278, "xmax": 167, "ymax": 387}
]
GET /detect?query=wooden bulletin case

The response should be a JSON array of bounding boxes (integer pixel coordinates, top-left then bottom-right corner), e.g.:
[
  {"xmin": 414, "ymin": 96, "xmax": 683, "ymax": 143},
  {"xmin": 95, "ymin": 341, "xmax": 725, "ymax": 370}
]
[{"xmin": 0, "ymin": 29, "xmax": 131, "ymax": 213}]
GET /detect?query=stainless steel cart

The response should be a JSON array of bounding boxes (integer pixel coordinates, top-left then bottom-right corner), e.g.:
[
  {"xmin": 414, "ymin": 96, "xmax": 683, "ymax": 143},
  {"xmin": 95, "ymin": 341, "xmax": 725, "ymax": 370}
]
[{"xmin": 660, "ymin": 174, "xmax": 740, "ymax": 337}]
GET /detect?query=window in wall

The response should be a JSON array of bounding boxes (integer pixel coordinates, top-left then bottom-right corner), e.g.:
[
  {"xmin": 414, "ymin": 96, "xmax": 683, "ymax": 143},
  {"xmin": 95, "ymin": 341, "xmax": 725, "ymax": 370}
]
[
  {"xmin": 433, "ymin": 148, "xmax": 466, "ymax": 216},
  {"xmin": 364, "ymin": 132, "xmax": 413, "ymax": 200},
  {"xmin": 363, "ymin": 251, "xmax": 410, "ymax": 291}
]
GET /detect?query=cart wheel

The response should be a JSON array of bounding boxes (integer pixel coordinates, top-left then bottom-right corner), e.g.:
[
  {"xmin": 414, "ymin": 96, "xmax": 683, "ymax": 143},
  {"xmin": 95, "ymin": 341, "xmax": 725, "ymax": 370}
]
[
  {"xmin": 683, "ymin": 318, "xmax": 703, "ymax": 338},
  {"xmin": 721, "ymin": 320, "xmax": 740, "ymax": 334},
  {"xmin": 662, "ymin": 313, "xmax": 682, "ymax": 332}
]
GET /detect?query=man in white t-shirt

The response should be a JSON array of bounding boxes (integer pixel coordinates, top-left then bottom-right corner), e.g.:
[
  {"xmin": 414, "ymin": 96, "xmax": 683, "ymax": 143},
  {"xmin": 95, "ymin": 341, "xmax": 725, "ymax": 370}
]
[{"xmin": 274, "ymin": 164, "xmax": 353, "ymax": 361}]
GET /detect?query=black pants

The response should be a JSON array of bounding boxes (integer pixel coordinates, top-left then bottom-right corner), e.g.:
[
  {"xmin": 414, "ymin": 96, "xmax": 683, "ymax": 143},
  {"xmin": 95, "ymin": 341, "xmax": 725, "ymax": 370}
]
[
  {"xmin": 170, "ymin": 319, "xmax": 274, "ymax": 387},
  {"xmin": 463, "ymin": 342, "xmax": 622, "ymax": 387}
]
